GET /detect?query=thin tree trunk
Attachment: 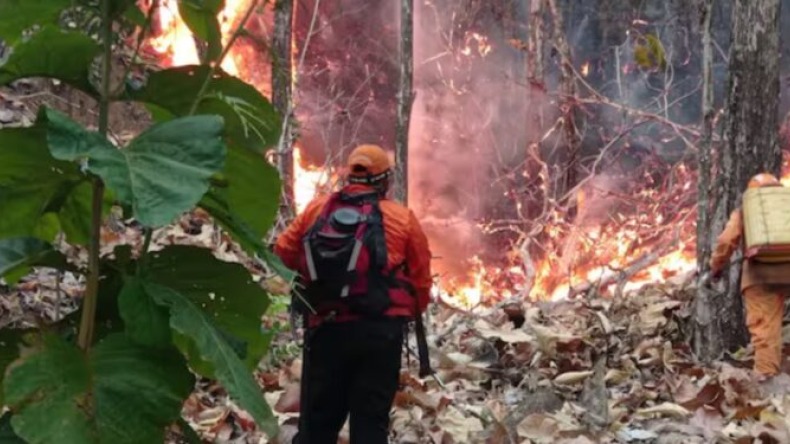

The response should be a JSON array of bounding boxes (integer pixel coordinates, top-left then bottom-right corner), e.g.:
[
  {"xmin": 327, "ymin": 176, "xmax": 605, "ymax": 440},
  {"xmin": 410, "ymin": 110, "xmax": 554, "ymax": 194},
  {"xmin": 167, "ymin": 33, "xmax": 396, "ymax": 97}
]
[
  {"xmin": 273, "ymin": 0, "xmax": 294, "ymax": 215},
  {"xmin": 546, "ymin": 0, "xmax": 580, "ymax": 204},
  {"xmin": 394, "ymin": 0, "xmax": 414, "ymax": 204},
  {"xmin": 693, "ymin": 0, "xmax": 720, "ymax": 363},
  {"xmin": 702, "ymin": 0, "xmax": 782, "ymax": 354},
  {"xmin": 527, "ymin": 0, "xmax": 545, "ymax": 85}
]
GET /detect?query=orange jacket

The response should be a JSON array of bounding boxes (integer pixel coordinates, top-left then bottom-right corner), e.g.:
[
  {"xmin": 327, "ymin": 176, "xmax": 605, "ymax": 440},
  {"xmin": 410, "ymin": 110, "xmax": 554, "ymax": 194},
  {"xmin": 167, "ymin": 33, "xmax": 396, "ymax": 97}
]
[
  {"xmin": 274, "ymin": 184, "xmax": 433, "ymax": 317},
  {"xmin": 710, "ymin": 209, "xmax": 790, "ymax": 290}
]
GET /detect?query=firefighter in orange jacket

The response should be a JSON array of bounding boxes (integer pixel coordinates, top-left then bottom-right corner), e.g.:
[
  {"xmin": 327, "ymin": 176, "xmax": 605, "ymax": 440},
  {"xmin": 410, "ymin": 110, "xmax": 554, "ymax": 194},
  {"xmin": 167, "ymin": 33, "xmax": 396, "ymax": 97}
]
[
  {"xmin": 710, "ymin": 173, "xmax": 790, "ymax": 377},
  {"xmin": 275, "ymin": 144, "xmax": 432, "ymax": 444}
]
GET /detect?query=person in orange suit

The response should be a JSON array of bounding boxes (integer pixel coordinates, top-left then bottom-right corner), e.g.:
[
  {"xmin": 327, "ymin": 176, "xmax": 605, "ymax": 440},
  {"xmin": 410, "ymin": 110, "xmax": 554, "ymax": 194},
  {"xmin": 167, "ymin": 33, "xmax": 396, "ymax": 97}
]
[
  {"xmin": 710, "ymin": 173, "xmax": 790, "ymax": 377},
  {"xmin": 275, "ymin": 144, "xmax": 432, "ymax": 444}
]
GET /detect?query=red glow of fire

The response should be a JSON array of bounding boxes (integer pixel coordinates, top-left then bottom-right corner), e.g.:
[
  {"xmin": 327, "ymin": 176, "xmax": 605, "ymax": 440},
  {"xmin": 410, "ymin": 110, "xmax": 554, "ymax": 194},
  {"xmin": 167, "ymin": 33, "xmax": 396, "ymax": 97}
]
[{"xmin": 140, "ymin": 7, "xmax": 790, "ymax": 310}]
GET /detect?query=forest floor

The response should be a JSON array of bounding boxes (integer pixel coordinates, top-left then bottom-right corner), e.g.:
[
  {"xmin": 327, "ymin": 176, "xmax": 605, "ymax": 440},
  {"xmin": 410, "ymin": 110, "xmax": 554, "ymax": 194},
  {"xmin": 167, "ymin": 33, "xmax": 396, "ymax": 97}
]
[{"xmin": 4, "ymin": 83, "xmax": 790, "ymax": 444}]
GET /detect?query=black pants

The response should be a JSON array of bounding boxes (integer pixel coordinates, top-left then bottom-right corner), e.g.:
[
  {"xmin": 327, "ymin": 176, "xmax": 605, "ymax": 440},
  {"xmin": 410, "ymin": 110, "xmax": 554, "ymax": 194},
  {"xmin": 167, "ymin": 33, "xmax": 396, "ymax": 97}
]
[{"xmin": 294, "ymin": 318, "xmax": 404, "ymax": 444}]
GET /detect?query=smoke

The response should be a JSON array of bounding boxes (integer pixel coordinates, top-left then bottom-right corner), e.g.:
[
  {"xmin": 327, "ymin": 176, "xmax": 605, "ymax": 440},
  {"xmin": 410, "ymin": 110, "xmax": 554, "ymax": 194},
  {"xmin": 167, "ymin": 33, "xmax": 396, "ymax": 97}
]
[
  {"xmin": 293, "ymin": 0, "xmax": 400, "ymax": 166},
  {"xmin": 290, "ymin": 0, "xmax": 790, "ymax": 288},
  {"xmin": 408, "ymin": 0, "xmax": 538, "ymax": 280}
]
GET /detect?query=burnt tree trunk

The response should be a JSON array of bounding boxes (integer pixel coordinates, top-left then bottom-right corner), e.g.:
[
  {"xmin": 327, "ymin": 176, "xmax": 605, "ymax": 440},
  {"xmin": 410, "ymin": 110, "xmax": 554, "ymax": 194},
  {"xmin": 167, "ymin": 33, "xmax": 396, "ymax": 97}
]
[
  {"xmin": 273, "ymin": 0, "xmax": 295, "ymax": 217},
  {"xmin": 695, "ymin": 0, "xmax": 782, "ymax": 359},
  {"xmin": 394, "ymin": 0, "xmax": 414, "ymax": 204}
]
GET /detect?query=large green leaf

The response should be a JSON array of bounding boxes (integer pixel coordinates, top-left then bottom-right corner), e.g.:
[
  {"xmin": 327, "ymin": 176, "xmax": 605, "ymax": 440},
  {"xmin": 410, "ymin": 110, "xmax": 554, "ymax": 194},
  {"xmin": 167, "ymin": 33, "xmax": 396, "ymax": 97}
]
[
  {"xmin": 44, "ymin": 108, "xmax": 114, "ymax": 161},
  {"xmin": 0, "ymin": 1, "xmax": 69, "ymax": 43},
  {"xmin": 0, "ymin": 330, "xmax": 26, "ymax": 406},
  {"xmin": 225, "ymin": 146, "xmax": 281, "ymax": 237},
  {"xmin": 85, "ymin": 115, "xmax": 226, "ymax": 227},
  {"xmin": 127, "ymin": 65, "xmax": 281, "ymax": 151},
  {"xmin": 118, "ymin": 278, "xmax": 171, "ymax": 348},
  {"xmin": 5, "ymin": 334, "xmax": 194, "ymax": 444},
  {"xmin": 143, "ymin": 282, "xmax": 277, "ymax": 436},
  {"xmin": 0, "ymin": 27, "xmax": 101, "ymax": 96},
  {"xmin": 198, "ymin": 192, "xmax": 294, "ymax": 280},
  {"xmin": 58, "ymin": 181, "xmax": 99, "ymax": 245},
  {"xmin": 212, "ymin": 145, "xmax": 281, "ymax": 236},
  {"xmin": 178, "ymin": 0, "xmax": 224, "ymax": 62},
  {"xmin": 145, "ymin": 245, "xmax": 271, "ymax": 372},
  {"xmin": 0, "ymin": 127, "xmax": 87, "ymax": 240}
]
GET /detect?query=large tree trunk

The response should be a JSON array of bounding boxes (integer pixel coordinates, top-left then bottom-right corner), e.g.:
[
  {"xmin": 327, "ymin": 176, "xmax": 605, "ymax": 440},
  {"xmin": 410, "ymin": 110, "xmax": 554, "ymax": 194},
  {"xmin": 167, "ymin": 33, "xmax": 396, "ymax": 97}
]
[
  {"xmin": 695, "ymin": 0, "xmax": 782, "ymax": 360},
  {"xmin": 394, "ymin": 0, "xmax": 414, "ymax": 204}
]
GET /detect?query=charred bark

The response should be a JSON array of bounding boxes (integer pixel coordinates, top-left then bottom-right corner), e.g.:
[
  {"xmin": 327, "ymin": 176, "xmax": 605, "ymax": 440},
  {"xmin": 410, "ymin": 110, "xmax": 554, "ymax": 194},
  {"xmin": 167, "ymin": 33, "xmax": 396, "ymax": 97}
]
[
  {"xmin": 394, "ymin": 0, "xmax": 414, "ymax": 204},
  {"xmin": 273, "ymin": 0, "xmax": 294, "ymax": 216},
  {"xmin": 696, "ymin": 0, "xmax": 782, "ymax": 358}
]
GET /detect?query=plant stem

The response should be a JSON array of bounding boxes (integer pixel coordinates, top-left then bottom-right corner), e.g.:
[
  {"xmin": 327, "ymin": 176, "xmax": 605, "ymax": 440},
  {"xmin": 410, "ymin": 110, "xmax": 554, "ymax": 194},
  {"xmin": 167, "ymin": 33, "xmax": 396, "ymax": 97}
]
[
  {"xmin": 137, "ymin": 228, "xmax": 153, "ymax": 275},
  {"xmin": 187, "ymin": 0, "xmax": 259, "ymax": 116},
  {"xmin": 77, "ymin": 0, "xmax": 112, "ymax": 351}
]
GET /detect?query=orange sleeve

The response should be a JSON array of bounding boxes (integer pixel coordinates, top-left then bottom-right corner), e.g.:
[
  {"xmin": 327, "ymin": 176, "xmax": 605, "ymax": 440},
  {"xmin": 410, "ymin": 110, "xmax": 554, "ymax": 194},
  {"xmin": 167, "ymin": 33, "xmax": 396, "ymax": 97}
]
[
  {"xmin": 274, "ymin": 199, "xmax": 324, "ymax": 271},
  {"xmin": 404, "ymin": 210, "xmax": 432, "ymax": 312},
  {"xmin": 709, "ymin": 209, "xmax": 743, "ymax": 274}
]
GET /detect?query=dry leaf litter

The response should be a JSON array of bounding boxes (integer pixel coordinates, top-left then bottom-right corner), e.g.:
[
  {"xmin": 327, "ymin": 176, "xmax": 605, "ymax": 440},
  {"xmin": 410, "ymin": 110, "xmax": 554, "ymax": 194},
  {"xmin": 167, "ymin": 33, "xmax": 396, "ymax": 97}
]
[{"xmin": 3, "ymin": 213, "xmax": 790, "ymax": 444}]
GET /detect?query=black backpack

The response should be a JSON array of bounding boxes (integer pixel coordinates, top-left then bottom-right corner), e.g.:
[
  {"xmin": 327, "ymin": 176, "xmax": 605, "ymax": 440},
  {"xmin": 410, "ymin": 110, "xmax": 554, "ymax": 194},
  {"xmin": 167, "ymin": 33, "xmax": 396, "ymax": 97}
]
[{"xmin": 294, "ymin": 191, "xmax": 392, "ymax": 317}]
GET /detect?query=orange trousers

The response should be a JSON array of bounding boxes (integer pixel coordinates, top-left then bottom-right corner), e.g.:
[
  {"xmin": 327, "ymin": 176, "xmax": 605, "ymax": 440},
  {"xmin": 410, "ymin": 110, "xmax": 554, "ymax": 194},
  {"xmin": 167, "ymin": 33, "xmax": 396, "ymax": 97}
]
[{"xmin": 744, "ymin": 286, "xmax": 786, "ymax": 375}]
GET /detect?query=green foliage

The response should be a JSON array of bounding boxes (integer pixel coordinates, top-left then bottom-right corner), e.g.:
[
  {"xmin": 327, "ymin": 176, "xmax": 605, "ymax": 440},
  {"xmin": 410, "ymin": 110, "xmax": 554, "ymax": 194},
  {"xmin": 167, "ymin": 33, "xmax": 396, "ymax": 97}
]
[
  {"xmin": 143, "ymin": 282, "xmax": 278, "ymax": 436},
  {"xmin": 0, "ymin": 238, "xmax": 70, "ymax": 283},
  {"xmin": 178, "ymin": 0, "xmax": 225, "ymax": 62},
  {"xmin": 633, "ymin": 34, "xmax": 667, "ymax": 71},
  {"xmin": 0, "ymin": 0, "xmax": 70, "ymax": 43},
  {"xmin": 216, "ymin": 145, "xmax": 282, "ymax": 240},
  {"xmin": 0, "ymin": 127, "xmax": 91, "ymax": 242},
  {"xmin": 46, "ymin": 109, "xmax": 227, "ymax": 227},
  {"xmin": 0, "ymin": 0, "xmax": 285, "ymax": 441},
  {"xmin": 5, "ymin": 334, "xmax": 194, "ymax": 444},
  {"xmin": 0, "ymin": 413, "xmax": 25, "ymax": 444},
  {"xmin": 127, "ymin": 65, "xmax": 282, "ymax": 151},
  {"xmin": 0, "ymin": 27, "xmax": 102, "ymax": 95},
  {"xmin": 146, "ymin": 245, "xmax": 273, "ymax": 372},
  {"xmin": 118, "ymin": 279, "xmax": 172, "ymax": 347},
  {"xmin": 199, "ymin": 192, "xmax": 295, "ymax": 280},
  {"xmin": 0, "ymin": 330, "xmax": 26, "ymax": 405}
]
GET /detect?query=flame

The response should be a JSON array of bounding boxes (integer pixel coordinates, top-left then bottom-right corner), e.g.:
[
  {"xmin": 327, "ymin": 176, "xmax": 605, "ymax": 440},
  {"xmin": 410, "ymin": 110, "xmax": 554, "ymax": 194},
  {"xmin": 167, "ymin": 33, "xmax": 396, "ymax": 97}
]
[
  {"xmin": 782, "ymin": 155, "xmax": 790, "ymax": 186},
  {"xmin": 141, "ymin": 0, "xmax": 257, "ymax": 82},
  {"xmin": 460, "ymin": 32, "xmax": 492, "ymax": 58},
  {"xmin": 148, "ymin": 1, "xmax": 199, "ymax": 66},
  {"xmin": 293, "ymin": 146, "xmax": 333, "ymax": 213},
  {"xmin": 581, "ymin": 62, "xmax": 590, "ymax": 77}
]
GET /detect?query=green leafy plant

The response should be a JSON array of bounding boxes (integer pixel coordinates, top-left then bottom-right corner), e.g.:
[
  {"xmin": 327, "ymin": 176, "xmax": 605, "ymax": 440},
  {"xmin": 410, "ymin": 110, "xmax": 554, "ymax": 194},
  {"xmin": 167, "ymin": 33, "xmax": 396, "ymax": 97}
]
[{"xmin": 0, "ymin": 0, "xmax": 290, "ymax": 441}]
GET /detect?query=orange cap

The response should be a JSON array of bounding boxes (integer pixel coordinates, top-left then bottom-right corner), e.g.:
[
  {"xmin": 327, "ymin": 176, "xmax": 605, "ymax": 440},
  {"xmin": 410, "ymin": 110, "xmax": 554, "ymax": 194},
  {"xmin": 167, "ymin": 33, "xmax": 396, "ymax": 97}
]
[
  {"xmin": 347, "ymin": 144, "xmax": 392, "ymax": 177},
  {"xmin": 748, "ymin": 173, "xmax": 781, "ymax": 189}
]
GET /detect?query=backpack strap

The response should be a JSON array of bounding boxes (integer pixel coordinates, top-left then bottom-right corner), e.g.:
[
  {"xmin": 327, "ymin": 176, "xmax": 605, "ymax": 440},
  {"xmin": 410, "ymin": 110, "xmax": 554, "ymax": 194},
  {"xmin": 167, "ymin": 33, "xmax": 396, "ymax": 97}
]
[
  {"xmin": 340, "ymin": 215, "xmax": 369, "ymax": 298},
  {"xmin": 302, "ymin": 193, "xmax": 343, "ymax": 281}
]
